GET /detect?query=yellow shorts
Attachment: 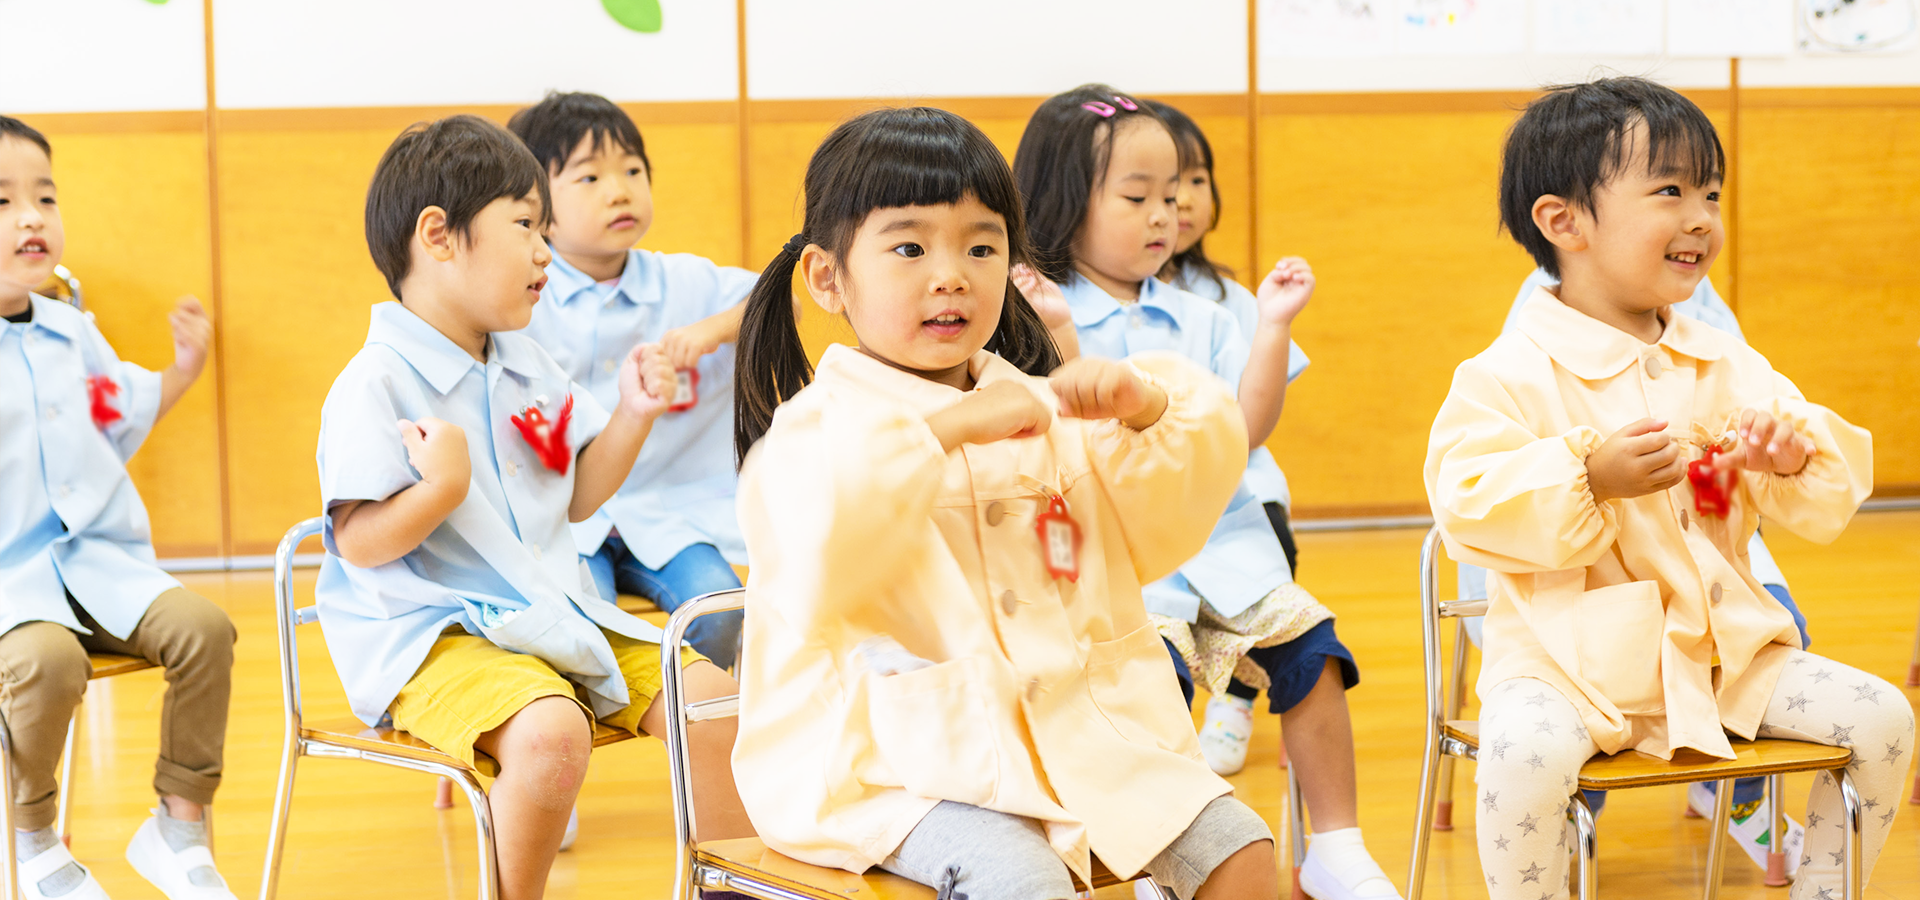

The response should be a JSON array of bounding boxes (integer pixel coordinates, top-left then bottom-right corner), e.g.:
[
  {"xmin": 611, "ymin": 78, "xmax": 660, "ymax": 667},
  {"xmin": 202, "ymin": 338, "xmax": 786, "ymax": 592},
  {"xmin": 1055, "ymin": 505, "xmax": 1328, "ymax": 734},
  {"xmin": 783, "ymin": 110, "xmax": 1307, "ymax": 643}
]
[{"xmin": 389, "ymin": 628, "xmax": 705, "ymax": 774}]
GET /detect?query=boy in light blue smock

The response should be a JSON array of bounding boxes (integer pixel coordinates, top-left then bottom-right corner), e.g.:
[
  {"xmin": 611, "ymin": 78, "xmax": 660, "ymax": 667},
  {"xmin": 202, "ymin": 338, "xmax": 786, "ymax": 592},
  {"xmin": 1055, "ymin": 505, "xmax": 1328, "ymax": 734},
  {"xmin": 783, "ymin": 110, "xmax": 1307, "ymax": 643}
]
[
  {"xmin": 314, "ymin": 116, "xmax": 751, "ymax": 900},
  {"xmin": 0, "ymin": 115, "xmax": 238, "ymax": 900},
  {"xmin": 509, "ymin": 93, "xmax": 754, "ymax": 668}
]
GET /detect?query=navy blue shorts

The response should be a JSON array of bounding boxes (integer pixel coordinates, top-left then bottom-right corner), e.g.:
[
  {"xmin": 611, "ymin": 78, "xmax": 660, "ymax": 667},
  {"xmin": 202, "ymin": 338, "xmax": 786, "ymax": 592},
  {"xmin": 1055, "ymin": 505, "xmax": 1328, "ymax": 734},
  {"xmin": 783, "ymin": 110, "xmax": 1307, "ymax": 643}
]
[{"xmin": 1162, "ymin": 618, "xmax": 1359, "ymax": 714}]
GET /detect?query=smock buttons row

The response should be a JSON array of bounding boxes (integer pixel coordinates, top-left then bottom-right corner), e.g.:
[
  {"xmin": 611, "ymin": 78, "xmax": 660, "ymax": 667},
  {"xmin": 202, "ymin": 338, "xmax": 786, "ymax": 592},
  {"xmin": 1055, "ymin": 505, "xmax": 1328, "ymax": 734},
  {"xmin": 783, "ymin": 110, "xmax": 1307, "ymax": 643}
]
[
  {"xmin": 1000, "ymin": 590, "xmax": 1017, "ymax": 616},
  {"xmin": 1644, "ymin": 356, "xmax": 1665, "ymax": 379},
  {"xmin": 1025, "ymin": 677, "xmax": 1041, "ymax": 703},
  {"xmin": 45, "ymin": 406, "xmax": 57, "ymax": 421},
  {"xmin": 602, "ymin": 359, "xmax": 617, "ymax": 374},
  {"xmin": 503, "ymin": 459, "xmax": 519, "ymax": 477},
  {"xmin": 985, "ymin": 501, "xmax": 1006, "ymax": 526},
  {"xmin": 1710, "ymin": 582, "xmax": 1724, "ymax": 606},
  {"xmin": 530, "ymin": 544, "xmax": 543, "ymax": 561},
  {"xmin": 1680, "ymin": 510, "xmax": 1690, "ymax": 530}
]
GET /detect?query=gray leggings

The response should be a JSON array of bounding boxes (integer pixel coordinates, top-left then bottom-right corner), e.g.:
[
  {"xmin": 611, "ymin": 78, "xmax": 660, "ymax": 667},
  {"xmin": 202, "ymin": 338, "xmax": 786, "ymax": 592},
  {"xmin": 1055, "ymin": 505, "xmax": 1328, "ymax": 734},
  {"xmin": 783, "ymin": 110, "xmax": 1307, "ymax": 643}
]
[{"xmin": 879, "ymin": 795, "xmax": 1272, "ymax": 900}]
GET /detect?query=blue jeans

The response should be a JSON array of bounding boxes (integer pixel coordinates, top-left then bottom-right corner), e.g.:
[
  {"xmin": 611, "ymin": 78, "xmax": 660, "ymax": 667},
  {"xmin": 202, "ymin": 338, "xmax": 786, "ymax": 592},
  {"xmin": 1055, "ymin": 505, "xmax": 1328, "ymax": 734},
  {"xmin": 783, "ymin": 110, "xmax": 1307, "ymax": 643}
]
[{"xmin": 585, "ymin": 537, "xmax": 744, "ymax": 669}]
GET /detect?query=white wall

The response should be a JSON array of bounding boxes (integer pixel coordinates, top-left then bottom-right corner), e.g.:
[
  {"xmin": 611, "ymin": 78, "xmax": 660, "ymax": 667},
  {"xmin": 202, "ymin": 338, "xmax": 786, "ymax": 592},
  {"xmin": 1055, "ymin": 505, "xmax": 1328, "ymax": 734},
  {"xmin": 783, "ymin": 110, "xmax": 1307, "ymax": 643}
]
[
  {"xmin": 213, "ymin": 0, "xmax": 737, "ymax": 108},
  {"xmin": 1, "ymin": 0, "xmax": 206, "ymax": 113}
]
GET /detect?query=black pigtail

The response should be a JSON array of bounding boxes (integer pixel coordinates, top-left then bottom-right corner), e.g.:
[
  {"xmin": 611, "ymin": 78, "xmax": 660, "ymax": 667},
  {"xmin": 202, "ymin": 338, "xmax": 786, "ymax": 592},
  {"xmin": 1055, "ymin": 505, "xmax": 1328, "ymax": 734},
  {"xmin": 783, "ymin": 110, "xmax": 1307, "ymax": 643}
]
[{"xmin": 733, "ymin": 240, "xmax": 813, "ymax": 467}]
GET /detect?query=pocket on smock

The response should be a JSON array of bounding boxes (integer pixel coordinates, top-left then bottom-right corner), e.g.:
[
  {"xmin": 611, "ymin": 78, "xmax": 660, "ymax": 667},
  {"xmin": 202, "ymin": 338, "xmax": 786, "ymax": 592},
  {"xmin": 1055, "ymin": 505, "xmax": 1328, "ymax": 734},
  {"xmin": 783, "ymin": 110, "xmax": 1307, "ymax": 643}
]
[
  {"xmin": 1573, "ymin": 581, "xmax": 1666, "ymax": 714},
  {"xmin": 1085, "ymin": 623, "xmax": 1198, "ymax": 753},
  {"xmin": 867, "ymin": 657, "xmax": 998, "ymax": 806}
]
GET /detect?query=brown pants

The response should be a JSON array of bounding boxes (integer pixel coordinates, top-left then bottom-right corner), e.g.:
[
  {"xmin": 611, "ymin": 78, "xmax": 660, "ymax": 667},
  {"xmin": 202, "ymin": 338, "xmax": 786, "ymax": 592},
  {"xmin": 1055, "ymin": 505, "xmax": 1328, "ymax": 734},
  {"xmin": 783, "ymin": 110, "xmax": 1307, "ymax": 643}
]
[{"xmin": 0, "ymin": 588, "xmax": 235, "ymax": 829}]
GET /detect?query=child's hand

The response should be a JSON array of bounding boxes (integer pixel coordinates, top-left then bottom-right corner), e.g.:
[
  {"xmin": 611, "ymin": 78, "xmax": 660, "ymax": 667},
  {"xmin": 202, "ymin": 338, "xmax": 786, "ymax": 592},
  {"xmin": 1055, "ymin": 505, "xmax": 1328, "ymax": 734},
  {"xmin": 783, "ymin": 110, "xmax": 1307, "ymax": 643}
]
[
  {"xmin": 168, "ymin": 297, "xmax": 213, "ymax": 379},
  {"xmin": 398, "ymin": 417, "xmax": 471, "ymax": 495},
  {"xmin": 1011, "ymin": 264, "xmax": 1071, "ymax": 331},
  {"xmin": 1049, "ymin": 358, "xmax": 1168, "ymax": 430},
  {"xmin": 1585, "ymin": 418, "xmax": 1683, "ymax": 503},
  {"xmin": 1716, "ymin": 410, "xmax": 1818, "ymax": 475},
  {"xmin": 617, "ymin": 342, "xmax": 678, "ymax": 420},
  {"xmin": 1254, "ymin": 257, "xmax": 1315, "ymax": 326},
  {"xmin": 927, "ymin": 380, "xmax": 1052, "ymax": 452},
  {"xmin": 659, "ymin": 320, "xmax": 723, "ymax": 370}
]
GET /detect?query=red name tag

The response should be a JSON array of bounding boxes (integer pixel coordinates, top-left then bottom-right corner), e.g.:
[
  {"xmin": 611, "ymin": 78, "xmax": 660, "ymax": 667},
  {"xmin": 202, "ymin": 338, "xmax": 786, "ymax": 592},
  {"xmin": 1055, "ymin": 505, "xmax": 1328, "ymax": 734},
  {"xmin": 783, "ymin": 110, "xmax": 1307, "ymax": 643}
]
[
  {"xmin": 668, "ymin": 369, "xmax": 699, "ymax": 412},
  {"xmin": 1687, "ymin": 445, "xmax": 1736, "ymax": 519},
  {"xmin": 1034, "ymin": 494, "xmax": 1082, "ymax": 581}
]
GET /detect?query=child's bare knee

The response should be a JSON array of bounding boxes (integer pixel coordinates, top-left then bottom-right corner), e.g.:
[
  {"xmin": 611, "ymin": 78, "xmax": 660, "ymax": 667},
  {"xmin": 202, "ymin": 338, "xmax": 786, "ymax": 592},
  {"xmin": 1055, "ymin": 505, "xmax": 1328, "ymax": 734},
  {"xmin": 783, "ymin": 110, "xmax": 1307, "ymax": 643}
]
[{"xmin": 493, "ymin": 696, "xmax": 592, "ymax": 797}]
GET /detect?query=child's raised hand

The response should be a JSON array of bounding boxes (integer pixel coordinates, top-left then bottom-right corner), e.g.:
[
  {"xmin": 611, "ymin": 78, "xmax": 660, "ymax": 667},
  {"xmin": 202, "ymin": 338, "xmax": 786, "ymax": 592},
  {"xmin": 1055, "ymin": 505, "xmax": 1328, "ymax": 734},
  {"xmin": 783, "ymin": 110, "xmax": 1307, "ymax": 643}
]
[
  {"xmin": 1254, "ymin": 257, "xmax": 1315, "ymax": 326},
  {"xmin": 618, "ymin": 342, "xmax": 678, "ymax": 420},
  {"xmin": 167, "ymin": 296, "xmax": 213, "ymax": 379},
  {"xmin": 398, "ymin": 417, "xmax": 471, "ymax": 494},
  {"xmin": 926, "ymin": 380, "xmax": 1052, "ymax": 452},
  {"xmin": 1715, "ymin": 410, "xmax": 1817, "ymax": 475},
  {"xmin": 659, "ymin": 320, "xmax": 723, "ymax": 370},
  {"xmin": 1585, "ymin": 417, "xmax": 1684, "ymax": 503},
  {"xmin": 1011, "ymin": 264, "xmax": 1071, "ymax": 331},
  {"xmin": 1049, "ymin": 358, "xmax": 1168, "ymax": 430}
]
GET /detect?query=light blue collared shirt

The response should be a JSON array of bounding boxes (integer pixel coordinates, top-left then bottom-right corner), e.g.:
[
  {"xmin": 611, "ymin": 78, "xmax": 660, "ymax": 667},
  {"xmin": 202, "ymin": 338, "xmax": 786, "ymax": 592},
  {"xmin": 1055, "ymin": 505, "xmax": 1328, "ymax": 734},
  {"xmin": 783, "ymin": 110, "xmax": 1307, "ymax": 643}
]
[
  {"xmin": 519, "ymin": 249, "xmax": 757, "ymax": 569},
  {"xmin": 0, "ymin": 295, "xmax": 178, "ymax": 640},
  {"xmin": 315, "ymin": 302, "xmax": 663, "ymax": 725},
  {"xmin": 1065, "ymin": 275, "xmax": 1291, "ymax": 621},
  {"xmin": 1168, "ymin": 262, "xmax": 1310, "ymax": 508}
]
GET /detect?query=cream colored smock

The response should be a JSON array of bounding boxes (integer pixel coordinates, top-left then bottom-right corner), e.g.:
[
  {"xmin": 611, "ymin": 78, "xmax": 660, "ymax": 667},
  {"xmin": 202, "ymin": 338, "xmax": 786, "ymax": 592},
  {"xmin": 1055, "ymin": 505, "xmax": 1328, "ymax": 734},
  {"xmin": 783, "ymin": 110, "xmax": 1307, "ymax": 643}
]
[
  {"xmin": 1425, "ymin": 290, "xmax": 1872, "ymax": 761},
  {"xmin": 733, "ymin": 345, "xmax": 1247, "ymax": 883}
]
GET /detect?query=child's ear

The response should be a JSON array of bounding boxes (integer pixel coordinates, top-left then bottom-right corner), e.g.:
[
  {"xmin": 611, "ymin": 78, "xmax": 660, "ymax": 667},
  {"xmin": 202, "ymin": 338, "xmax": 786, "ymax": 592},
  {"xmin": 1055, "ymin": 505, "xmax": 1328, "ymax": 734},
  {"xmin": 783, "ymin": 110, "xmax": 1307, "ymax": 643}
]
[
  {"xmin": 1531, "ymin": 194, "xmax": 1587, "ymax": 254},
  {"xmin": 800, "ymin": 244, "xmax": 845, "ymax": 315},
  {"xmin": 415, "ymin": 206, "xmax": 456, "ymax": 263}
]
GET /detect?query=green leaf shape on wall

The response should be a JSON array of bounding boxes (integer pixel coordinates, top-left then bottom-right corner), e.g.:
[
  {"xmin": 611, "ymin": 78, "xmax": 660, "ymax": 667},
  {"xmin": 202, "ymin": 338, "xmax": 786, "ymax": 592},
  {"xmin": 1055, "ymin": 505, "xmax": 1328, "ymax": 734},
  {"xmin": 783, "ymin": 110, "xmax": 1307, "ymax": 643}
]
[{"xmin": 601, "ymin": 0, "xmax": 663, "ymax": 33}]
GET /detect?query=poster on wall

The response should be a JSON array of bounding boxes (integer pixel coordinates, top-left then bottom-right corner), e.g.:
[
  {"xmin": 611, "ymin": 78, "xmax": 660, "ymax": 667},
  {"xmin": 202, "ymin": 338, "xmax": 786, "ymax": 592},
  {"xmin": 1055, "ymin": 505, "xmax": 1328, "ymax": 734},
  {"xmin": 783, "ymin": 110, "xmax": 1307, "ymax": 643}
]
[
  {"xmin": 1799, "ymin": 0, "xmax": 1919, "ymax": 53},
  {"xmin": 1532, "ymin": 0, "xmax": 1666, "ymax": 55},
  {"xmin": 214, "ymin": 0, "xmax": 737, "ymax": 108},
  {"xmin": 1668, "ymin": 0, "xmax": 1797, "ymax": 56},
  {"xmin": 0, "ymin": 0, "xmax": 206, "ymax": 114},
  {"xmin": 1262, "ymin": 0, "xmax": 1395, "ymax": 59},
  {"xmin": 1393, "ymin": 0, "xmax": 1530, "ymax": 55}
]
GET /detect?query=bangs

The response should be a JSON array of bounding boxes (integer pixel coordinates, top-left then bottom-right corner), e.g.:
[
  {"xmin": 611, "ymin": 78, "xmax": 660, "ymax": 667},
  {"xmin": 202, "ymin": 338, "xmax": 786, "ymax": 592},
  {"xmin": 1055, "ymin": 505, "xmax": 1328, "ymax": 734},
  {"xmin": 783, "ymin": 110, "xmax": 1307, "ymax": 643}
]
[
  {"xmin": 1604, "ymin": 107, "xmax": 1724, "ymax": 188},
  {"xmin": 818, "ymin": 108, "xmax": 1023, "ymax": 251}
]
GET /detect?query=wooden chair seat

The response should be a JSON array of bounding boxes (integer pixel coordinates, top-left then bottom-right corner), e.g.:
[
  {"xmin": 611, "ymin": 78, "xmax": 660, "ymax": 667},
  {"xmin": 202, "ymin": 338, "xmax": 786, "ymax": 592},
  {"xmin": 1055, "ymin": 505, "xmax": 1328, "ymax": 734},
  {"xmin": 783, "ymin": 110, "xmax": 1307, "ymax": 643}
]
[
  {"xmin": 695, "ymin": 838, "xmax": 1132, "ymax": 900},
  {"xmin": 1442, "ymin": 719, "xmax": 1854, "ymax": 790},
  {"xmin": 302, "ymin": 716, "xmax": 635, "ymax": 778},
  {"xmin": 616, "ymin": 593, "xmax": 662, "ymax": 615},
  {"xmin": 86, "ymin": 652, "xmax": 154, "ymax": 679}
]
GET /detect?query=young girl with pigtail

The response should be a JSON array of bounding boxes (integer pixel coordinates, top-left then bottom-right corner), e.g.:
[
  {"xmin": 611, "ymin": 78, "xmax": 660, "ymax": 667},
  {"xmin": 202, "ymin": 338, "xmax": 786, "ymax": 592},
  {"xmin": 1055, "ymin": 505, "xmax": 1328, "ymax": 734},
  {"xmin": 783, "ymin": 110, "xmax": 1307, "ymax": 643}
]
[
  {"xmin": 727, "ymin": 105, "xmax": 1278, "ymax": 900},
  {"xmin": 1013, "ymin": 85, "xmax": 1400, "ymax": 900}
]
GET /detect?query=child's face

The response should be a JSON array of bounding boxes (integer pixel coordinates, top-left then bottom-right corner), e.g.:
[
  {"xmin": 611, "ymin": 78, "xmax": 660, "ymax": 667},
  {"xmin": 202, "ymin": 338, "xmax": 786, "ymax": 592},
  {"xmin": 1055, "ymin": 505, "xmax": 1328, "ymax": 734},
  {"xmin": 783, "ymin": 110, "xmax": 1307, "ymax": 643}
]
[
  {"xmin": 1172, "ymin": 156, "xmax": 1214, "ymax": 256},
  {"xmin": 443, "ymin": 192, "xmax": 553, "ymax": 333},
  {"xmin": 808, "ymin": 196, "xmax": 1010, "ymax": 382},
  {"xmin": 0, "ymin": 136, "xmax": 63, "ymax": 309},
  {"xmin": 545, "ymin": 134, "xmax": 652, "ymax": 265},
  {"xmin": 1567, "ymin": 129, "xmax": 1723, "ymax": 311},
  {"xmin": 1072, "ymin": 118, "xmax": 1179, "ymax": 295}
]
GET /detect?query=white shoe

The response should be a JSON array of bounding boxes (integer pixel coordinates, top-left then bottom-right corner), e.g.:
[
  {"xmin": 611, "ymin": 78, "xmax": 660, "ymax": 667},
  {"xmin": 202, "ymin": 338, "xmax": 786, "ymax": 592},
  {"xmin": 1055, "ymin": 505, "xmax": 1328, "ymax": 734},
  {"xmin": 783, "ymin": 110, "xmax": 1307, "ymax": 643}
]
[
  {"xmin": 1687, "ymin": 783, "xmax": 1804, "ymax": 877},
  {"xmin": 558, "ymin": 806, "xmax": 580, "ymax": 852},
  {"xmin": 1298, "ymin": 840, "xmax": 1402, "ymax": 900},
  {"xmin": 1198, "ymin": 694, "xmax": 1254, "ymax": 776},
  {"xmin": 16, "ymin": 840, "xmax": 111, "ymax": 900},
  {"xmin": 125, "ymin": 814, "xmax": 237, "ymax": 900}
]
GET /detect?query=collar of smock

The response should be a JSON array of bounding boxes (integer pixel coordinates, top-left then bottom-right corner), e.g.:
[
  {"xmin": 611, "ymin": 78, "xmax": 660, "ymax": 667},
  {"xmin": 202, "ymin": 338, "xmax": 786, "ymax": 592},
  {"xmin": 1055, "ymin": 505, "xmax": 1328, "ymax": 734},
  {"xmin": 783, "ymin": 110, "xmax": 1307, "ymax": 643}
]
[
  {"xmin": 1516, "ymin": 286, "xmax": 1723, "ymax": 380},
  {"xmin": 365, "ymin": 301, "xmax": 545, "ymax": 395},
  {"xmin": 813, "ymin": 343, "xmax": 1028, "ymax": 413},
  {"xmin": 11, "ymin": 293, "xmax": 83, "ymax": 341},
  {"xmin": 1064, "ymin": 272, "xmax": 1181, "ymax": 329},
  {"xmin": 545, "ymin": 248, "xmax": 655, "ymax": 307}
]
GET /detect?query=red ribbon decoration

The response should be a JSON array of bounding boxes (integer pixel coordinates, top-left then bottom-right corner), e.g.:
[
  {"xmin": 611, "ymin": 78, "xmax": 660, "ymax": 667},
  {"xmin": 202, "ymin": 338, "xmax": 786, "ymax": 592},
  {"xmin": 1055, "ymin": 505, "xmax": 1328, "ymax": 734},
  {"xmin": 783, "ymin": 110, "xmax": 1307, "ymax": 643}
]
[
  {"xmin": 1686, "ymin": 445, "xmax": 1737, "ymax": 519},
  {"xmin": 510, "ymin": 394, "xmax": 574, "ymax": 475},
  {"xmin": 87, "ymin": 375, "xmax": 123, "ymax": 430}
]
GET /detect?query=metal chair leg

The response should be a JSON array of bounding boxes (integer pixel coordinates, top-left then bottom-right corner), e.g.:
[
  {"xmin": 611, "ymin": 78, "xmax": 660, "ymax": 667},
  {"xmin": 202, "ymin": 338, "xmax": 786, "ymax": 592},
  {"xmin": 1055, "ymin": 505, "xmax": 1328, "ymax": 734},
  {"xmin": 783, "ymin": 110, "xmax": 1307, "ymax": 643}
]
[
  {"xmin": 450, "ymin": 768, "xmax": 497, "ymax": 900},
  {"xmin": 1764, "ymin": 773, "xmax": 1789, "ymax": 886},
  {"xmin": 1703, "ymin": 778, "xmax": 1734, "ymax": 900},
  {"xmin": 1287, "ymin": 766, "xmax": 1308, "ymax": 900},
  {"xmin": 54, "ymin": 706, "xmax": 77, "ymax": 847},
  {"xmin": 1406, "ymin": 735, "xmax": 1443, "ymax": 900},
  {"xmin": 256, "ymin": 739, "xmax": 301, "ymax": 900},
  {"xmin": 1907, "ymin": 599, "xmax": 1920, "ymax": 686},
  {"xmin": 1573, "ymin": 791, "xmax": 1598, "ymax": 900},
  {"xmin": 1434, "ymin": 620, "xmax": 1471, "ymax": 831},
  {"xmin": 2, "ymin": 721, "xmax": 18, "ymax": 900},
  {"xmin": 1839, "ymin": 770, "xmax": 1863, "ymax": 900}
]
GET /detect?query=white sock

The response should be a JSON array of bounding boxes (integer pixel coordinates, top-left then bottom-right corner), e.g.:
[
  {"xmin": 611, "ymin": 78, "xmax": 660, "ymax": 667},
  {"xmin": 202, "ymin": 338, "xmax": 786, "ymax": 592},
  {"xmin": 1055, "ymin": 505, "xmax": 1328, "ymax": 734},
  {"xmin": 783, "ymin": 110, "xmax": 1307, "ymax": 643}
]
[
  {"xmin": 1306, "ymin": 827, "xmax": 1395, "ymax": 892},
  {"xmin": 14, "ymin": 828, "xmax": 86, "ymax": 897}
]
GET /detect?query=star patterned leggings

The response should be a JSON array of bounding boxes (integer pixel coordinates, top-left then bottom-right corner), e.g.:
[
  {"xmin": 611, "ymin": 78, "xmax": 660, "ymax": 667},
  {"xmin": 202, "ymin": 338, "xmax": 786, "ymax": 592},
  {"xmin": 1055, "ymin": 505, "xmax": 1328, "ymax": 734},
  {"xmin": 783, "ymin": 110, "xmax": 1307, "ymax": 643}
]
[{"xmin": 1475, "ymin": 650, "xmax": 1913, "ymax": 900}]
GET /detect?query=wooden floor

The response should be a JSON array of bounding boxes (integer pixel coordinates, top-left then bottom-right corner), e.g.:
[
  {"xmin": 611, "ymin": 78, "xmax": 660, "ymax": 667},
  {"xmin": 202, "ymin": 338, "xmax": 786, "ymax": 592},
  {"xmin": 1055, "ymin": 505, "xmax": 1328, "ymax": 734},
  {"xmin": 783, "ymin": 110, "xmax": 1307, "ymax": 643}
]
[{"xmin": 54, "ymin": 511, "xmax": 1920, "ymax": 899}]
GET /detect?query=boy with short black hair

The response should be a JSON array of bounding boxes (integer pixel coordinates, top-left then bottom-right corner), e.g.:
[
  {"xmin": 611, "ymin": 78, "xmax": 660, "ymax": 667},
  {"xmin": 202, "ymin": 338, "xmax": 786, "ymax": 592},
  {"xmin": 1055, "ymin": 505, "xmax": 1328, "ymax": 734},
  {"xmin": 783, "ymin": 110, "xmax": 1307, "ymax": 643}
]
[
  {"xmin": 317, "ymin": 114, "xmax": 750, "ymax": 900},
  {"xmin": 1426, "ymin": 77, "xmax": 1903, "ymax": 900},
  {"xmin": 508, "ymin": 92, "xmax": 754, "ymax": 668},
  {"xmin": 0, "ymin": 114, "xmax": 234, "ymax": 900}
]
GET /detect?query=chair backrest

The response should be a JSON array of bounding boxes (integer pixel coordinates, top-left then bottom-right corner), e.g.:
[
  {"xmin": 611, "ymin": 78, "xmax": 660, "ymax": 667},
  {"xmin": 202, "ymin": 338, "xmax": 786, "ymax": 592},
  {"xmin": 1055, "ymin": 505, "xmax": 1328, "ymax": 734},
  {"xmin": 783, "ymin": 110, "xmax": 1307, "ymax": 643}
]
[
  {"xmin": 273, "ymin": 518, "xmax": 327, "ymax": 733},
  {"xmin": 658, "ymin": 588, "xmax": 747, "ymax": 900},
  {"xmin": 35, "ymin": 265, "xmax": 83, "ymax": 310},
  {"xmin": 1419, "ymin": 525, "xmax": 1486, "ymax": 727}
]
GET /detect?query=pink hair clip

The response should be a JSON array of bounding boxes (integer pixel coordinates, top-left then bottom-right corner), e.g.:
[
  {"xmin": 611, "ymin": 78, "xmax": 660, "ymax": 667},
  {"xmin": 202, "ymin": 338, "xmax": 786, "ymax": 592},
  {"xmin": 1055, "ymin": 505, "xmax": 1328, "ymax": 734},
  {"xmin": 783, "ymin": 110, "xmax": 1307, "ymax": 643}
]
[
  {"xmin": 1112, "ymin": 95, "xmax": 1138, "ymax": 111},
  {"xmin": 1081, "ymin": 101, "xmax": 1116, "ymax": 117}
]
